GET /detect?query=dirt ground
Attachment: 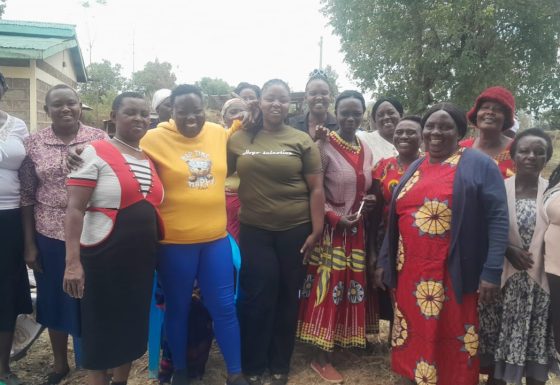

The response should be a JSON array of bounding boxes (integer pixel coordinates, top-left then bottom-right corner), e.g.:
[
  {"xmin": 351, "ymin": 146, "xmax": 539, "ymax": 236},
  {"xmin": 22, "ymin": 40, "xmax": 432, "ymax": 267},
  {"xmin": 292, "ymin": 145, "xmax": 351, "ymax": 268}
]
[{"xmin": 11, "ymin": 321, "xmax": 560, "ymax": 385}]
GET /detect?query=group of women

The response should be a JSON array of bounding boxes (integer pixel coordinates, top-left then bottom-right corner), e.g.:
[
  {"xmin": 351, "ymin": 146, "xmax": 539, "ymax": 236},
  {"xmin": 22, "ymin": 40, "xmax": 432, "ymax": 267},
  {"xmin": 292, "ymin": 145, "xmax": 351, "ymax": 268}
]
[{"xmin": 1, "ymin": 67, "xmax": 560, "ymax": 385}]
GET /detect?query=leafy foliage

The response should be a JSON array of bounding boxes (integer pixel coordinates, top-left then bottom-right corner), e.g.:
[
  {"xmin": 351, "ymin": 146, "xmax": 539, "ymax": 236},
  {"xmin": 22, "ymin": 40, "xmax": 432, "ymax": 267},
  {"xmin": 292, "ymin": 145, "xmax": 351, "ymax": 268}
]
[
  {"xmin": 78, "ymin": 60, "xmax": 125, "ymax": 127},
  {"xmin": 195, "ymin": 77, "xmax": 232, "ymax": 96},
  {"xmin": 80, "ymin": 0, "xmax": 106, "ymax": 8},
  {"xmin": 322, "ymin": 0, "xmax": 560, "ymax": 114},
  {"xmin": 0, "ymin": 0, "xmax": 6, "ymax": 18},
  {"xmin": 130, "ymin": 59, "xmax": 177, "ymax": 100},
  {"xmin": 322, "ymin": 65, "xmax": 340, "ymax": 97}
]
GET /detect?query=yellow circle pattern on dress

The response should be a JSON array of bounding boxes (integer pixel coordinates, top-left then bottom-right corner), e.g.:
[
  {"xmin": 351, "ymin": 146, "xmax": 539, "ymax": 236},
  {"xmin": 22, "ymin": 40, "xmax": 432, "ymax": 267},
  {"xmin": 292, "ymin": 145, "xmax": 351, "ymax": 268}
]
[
  {"xmin": 397, "ymin": 235, "xmax": 405, "ymax": 271},
  {"xmin": 458, "ymin": 324, "xmax": 479, "ymax": 357},
  {"xmin": 415, "ymin": 279, "xmax": 446, "ymax": 319},
  {"xmin": 391, "ymin": 303, "xmax": 408, "ymax": 347},
  {"xmin": 414, "ymin": 198, "xmax": 451, "ymax": 236},
  {"xmin": 414, "ymin": 359, "xmax": 438, "ymax": 385}
]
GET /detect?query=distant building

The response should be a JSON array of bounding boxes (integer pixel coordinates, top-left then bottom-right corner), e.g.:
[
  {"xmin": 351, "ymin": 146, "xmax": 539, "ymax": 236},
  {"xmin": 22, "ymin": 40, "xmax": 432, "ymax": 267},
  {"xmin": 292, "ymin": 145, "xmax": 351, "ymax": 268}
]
[{"xmin": 0, "ymin": 20, "xmax": 87, "ymax": 131}]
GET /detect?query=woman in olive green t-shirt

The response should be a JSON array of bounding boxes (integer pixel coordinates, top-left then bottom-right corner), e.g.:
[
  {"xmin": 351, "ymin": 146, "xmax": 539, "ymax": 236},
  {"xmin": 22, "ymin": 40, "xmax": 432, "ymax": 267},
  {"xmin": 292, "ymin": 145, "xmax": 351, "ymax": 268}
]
[{"xmin": 228, "ymin": 79, "xmax": 325, "ymax": 385}]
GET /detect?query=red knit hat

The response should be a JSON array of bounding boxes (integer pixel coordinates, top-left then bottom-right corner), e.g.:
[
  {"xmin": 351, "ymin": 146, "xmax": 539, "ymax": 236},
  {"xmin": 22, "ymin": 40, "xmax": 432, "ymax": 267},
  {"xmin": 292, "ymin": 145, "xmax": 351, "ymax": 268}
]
[{"xmin": 467, "ymin": 86, "xmax": 515, "ymax": 130}]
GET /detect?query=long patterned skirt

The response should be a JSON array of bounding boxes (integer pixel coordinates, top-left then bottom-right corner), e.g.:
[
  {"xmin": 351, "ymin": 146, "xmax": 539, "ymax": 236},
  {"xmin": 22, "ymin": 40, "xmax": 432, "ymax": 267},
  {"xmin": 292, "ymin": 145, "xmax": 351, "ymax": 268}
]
[{"xmin": 296, "ymin": 220, "xmax": 371, "ymax": 352}]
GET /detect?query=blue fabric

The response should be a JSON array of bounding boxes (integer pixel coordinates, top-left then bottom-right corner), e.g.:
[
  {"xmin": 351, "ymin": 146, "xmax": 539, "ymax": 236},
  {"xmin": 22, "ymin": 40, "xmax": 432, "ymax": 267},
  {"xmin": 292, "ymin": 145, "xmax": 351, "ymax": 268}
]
[
  {"xmin": 228, "ymin": 234, "xmax": 241, "ymax": 300},
  {"xmin": 34, "ymin": 234, "xmax": 81, "ymax": 336},
  {"xmin": 148, "ymin": 273, "xmax": 164, "ymax": 378},
  {"xmin": 157, "ymin": 237, "xmax": 241, "ymax": 374},
  {"xmin": 379, "ymin": 148, "xmax": 509, "ymax": 302}
]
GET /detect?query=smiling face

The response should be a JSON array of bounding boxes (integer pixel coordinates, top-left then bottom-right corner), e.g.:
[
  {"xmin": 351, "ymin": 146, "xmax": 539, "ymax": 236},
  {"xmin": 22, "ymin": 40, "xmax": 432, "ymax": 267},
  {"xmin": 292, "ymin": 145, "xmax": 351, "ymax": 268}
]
[
  {"xmin": 476, "ymin": 100, "xmax": 506, "ymax": 132},
  {"xmin": 239, "ymin": 88, "xmax": 258, "ymax": 102},
  {"xmin": 394, "ymin": 119, "xmax": 421, "ymax": 158},
  {"xmin": 260, "ymin": 84, "xmax": 290, "ymax": 128},
  {"xmin": 422, "ymin": 110, "xmax": 460, "ymax": 162},
  {"xmin": 336, "ymin": 97, "xmax": 364, "ymax": 137},
  {"xmin": 305, "ymin": 79, "xmax": 331, "ymax": 116},
  {"xmin": 374, "ymin": 101, "xmax": 400, "ymax": 142},
  {"xmin": 112, "ymin": 97, "xmax": 151, "ymax": 144},
  {"xmin": 513, "ymin": 135, "xmax": 548, "ymax": 177},
  {"xmin": 45, "ymin": 88, "xmax": 81, "ymax": 130},
  {"xmin": 173, "ymin": 93, "xmax": 206, "ymax": 138},
  {"xmin": 223, "ymin": 100, "xmax": 248, "ymax": 128}
]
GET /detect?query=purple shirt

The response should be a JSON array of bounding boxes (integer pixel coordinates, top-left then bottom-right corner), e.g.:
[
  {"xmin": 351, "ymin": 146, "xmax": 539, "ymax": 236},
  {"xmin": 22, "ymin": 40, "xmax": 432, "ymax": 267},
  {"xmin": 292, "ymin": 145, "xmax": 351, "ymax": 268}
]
[{"xmin": 19, "ymin": 123, "xmax": 108, "ymax": 241}]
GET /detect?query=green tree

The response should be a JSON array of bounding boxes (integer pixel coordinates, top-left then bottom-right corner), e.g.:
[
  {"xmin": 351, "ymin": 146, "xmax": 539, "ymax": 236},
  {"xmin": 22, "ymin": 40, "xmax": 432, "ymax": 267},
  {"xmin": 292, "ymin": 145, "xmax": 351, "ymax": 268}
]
[
  {"xmin": 195, "ymin": 77, "xmax": 232, "ymax": 96},
  {"xmin": 0, "ymin": 0, "xmax": 7, "ymax": 18},
  {"xmin": 322, "ymin": 65, "xmax": 340, "ymax": 97},
  {"xmin": 130, "ymin": 59, "xmax": 176, "ymax": 100},
  {"xmin": 79, "ymin": 0, "xmax": 106, "ymax": 7},
  {"xmin": 322, "ymin": 0, "xmax": 560, "ymax": 114},
  {"xmin": 79, "ymin": 60, "xmax": 126, "ymax": 127}
]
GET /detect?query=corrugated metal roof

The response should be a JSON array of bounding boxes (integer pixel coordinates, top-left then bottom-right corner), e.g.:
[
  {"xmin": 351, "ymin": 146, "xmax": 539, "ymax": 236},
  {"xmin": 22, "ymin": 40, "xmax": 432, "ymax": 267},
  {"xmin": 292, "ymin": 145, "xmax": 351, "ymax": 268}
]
[
  {"xmin": 0, "ymin": 19, "xmax": 87, "ymax": 82},
  {"xmin": 0, "ymin": 20, "xmax": 76, "ymax": 38}
]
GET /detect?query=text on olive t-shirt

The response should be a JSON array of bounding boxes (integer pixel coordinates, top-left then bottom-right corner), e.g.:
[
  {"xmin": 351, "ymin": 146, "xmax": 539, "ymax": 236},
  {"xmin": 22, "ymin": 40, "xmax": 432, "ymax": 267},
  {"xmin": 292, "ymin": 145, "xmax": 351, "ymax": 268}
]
[{"xmin": 228, "ymin": 125, "xmax": 322, "ymax": 231}]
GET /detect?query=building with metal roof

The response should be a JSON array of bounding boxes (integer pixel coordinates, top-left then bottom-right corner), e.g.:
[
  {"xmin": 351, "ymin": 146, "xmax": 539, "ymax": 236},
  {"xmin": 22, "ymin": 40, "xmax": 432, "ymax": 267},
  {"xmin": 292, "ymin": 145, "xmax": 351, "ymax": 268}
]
[{"xmin": 0, "ymin": 19, "xmax": 87, "ymax": 131}]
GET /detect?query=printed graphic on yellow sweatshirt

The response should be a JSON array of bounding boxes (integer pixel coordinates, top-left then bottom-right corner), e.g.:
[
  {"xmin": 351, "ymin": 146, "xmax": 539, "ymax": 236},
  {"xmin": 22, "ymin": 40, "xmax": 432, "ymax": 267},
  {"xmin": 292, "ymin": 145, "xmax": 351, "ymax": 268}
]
[{"xmin": 181, "ymin": 150, "xmax": 215, "ymax": 189}]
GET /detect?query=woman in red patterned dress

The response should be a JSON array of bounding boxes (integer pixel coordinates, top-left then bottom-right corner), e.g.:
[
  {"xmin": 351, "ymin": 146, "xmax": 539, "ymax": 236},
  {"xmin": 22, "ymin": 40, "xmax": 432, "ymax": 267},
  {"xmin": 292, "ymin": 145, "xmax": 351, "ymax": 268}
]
[
  {"xmin": 371, "ymin": 116, "xmax": 423, "ymax": 342},
  {"xmin": 375, "ymin": 103, "xmax": 509, "ymax": 385},
  {"xmin": 296, "ymin": 90, "xmax": 376, "ymax": 383},
  {"xmin": 372, "ymin": 116, "xmax": 422, "ymax": 241},
  {"xmin": 460, "ymin": 86, "xmax": 516, "ymax": 178}
]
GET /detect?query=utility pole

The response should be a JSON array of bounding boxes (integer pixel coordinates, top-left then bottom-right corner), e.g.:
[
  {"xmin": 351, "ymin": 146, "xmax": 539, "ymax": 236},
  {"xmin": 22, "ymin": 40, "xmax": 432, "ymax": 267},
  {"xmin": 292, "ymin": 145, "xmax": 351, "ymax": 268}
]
[
  {"xmin": 319, "ymin": 36, "xmax": 323, "ymax": 70},
  {"xmin": 132, "ymin": 28, "xmax": 135, "ymax": 73}
]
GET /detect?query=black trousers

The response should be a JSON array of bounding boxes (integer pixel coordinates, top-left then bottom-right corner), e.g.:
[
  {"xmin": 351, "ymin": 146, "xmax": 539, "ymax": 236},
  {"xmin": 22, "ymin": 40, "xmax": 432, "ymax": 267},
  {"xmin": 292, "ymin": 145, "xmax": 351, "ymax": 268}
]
[
  {"xmin": 547, "ymin": 273, "xmax": 560, "ymax": 352},
  {"xmin": 237, "ymin": 222, "xmax": 311, "ymax": 376}
]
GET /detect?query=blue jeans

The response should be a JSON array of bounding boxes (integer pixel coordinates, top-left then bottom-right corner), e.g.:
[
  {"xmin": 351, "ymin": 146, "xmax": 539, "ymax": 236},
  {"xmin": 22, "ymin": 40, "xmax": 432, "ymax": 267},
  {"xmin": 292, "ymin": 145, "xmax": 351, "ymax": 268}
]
[{"xmin": 157, "ymin": 237, "xmax": 241, "ymax": 373}]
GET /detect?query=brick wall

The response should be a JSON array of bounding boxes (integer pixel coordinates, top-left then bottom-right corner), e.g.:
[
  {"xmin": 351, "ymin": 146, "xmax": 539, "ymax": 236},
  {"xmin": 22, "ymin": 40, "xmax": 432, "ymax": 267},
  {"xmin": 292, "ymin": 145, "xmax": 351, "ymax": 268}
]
[
  {"xmin": 2, "ymin": 77, "xmax": 30, "ymax": 127},
  {"xmin": 36, "ymin": 79, "xmax": 50, "ymax": 129}
]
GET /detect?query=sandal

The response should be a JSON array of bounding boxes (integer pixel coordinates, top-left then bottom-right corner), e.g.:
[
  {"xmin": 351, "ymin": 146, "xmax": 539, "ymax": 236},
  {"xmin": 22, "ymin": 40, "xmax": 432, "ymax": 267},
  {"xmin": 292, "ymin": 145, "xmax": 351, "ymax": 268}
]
[
  {"xmin": 310, "ymin": 361, "xmax": 343, "ymax": 383},
  {"xmin": 40, "ymin": 368, "xmax": 70, "ymax": 385},
  {"xmin": 0, "ymin": 372, "xmax": 22, "ymax": 385}
]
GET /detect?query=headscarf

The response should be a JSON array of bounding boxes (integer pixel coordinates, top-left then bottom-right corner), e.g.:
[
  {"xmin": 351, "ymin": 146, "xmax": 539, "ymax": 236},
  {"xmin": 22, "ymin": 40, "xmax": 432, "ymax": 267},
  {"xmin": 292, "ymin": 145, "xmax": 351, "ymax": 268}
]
[
  {"xmin": 151, "ymin": 88, "xmax": 172, "ymax": 111},
  {"xmin": 221, "ymin": 97, "xmax": 247, "ymax": 126},
  {"xmin": 371, "ymin": 97, "xmax": 404, "ymax": 121}
]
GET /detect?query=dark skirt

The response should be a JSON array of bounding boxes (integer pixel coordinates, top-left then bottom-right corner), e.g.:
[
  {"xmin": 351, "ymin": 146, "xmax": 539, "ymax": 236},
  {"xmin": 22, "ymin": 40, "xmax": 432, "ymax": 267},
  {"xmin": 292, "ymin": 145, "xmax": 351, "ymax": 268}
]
[
  {"xmin": 35, "ymin": 234, "xmax": 81, "ymax": 336},
  {"xmin": 81, "ymin": 200, "xmax": 158, "ymax": 370},
  {"xmin": 0, "ymin": 208, "xmax": 32, "ymax": 331}
]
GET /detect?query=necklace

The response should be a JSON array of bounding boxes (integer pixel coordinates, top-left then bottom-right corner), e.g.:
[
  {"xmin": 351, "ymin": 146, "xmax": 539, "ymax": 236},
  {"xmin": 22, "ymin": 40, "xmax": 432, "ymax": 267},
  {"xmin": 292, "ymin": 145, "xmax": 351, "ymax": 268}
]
[
  {"xmin": 331, "ymin": 131, "xmax": 361, "ymax": 154},
  {"xmin": 113, "ymin": 136, "xmax": 142, "ymax": 152}
]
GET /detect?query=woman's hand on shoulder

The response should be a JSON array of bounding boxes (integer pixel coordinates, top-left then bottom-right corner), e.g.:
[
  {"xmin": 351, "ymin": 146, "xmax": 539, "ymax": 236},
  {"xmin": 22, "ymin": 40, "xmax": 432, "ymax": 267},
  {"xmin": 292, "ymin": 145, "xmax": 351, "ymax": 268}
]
[
  {"xmin": 233, "ymin": 100, "xmax": 260, "ymax": 130},
  {"xmin": 63, "ymin": 259, "xmax": 85, "ymax": 299},
  {"xmin": 66, "ymin": 147, "xmax": 85, "ymax": 171}
]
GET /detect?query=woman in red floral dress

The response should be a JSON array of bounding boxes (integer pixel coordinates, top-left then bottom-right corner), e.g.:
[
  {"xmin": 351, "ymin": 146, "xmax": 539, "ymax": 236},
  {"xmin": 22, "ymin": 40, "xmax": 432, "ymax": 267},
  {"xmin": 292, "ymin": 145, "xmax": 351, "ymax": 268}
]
[
  {"xmin": 376, "ymin": 103, "xmax": 509, "ymax": 385},
  {"xmin": 372, "ymin": 116, "xmax": 423, "ymax": 242}
]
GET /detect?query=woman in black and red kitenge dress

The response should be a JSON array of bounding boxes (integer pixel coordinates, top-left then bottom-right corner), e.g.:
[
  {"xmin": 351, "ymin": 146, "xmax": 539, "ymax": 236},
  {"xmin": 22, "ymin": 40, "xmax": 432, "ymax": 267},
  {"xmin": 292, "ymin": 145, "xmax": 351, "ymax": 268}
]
[{"xmin": 64, "ymin": 92, "xmax": 164, "ymax": 385}]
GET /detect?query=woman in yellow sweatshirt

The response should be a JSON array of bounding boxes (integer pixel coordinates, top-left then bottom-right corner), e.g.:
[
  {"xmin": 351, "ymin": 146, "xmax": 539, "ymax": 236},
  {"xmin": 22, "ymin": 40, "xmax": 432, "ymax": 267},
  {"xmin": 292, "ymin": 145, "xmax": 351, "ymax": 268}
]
[{"xmin": 141, "ymin": 84, "xmax": 247, "ymax": 385}]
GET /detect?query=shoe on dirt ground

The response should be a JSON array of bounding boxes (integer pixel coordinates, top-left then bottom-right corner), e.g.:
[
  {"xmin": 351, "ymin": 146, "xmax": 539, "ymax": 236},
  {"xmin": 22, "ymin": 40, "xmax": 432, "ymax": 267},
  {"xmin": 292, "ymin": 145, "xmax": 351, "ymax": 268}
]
[
  {"xmin": 269, "ymin": 373, "xmax": 289, "ymax": 385},
  {"xmin": 310, "ymin": 361, "xmax": 343, "ymax": 383},
  {"xmin": 245, "ymin": 375, "xmax": 263, "ymax": 385}
]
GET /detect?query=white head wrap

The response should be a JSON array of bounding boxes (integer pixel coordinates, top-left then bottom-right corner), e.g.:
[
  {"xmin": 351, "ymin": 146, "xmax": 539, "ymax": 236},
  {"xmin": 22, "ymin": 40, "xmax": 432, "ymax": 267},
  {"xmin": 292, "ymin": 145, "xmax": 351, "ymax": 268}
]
[{"xmin": 151, "ymin": 89, "xmax": 172, "ymax": 111}]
